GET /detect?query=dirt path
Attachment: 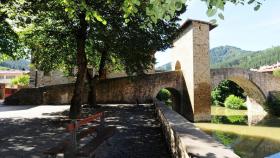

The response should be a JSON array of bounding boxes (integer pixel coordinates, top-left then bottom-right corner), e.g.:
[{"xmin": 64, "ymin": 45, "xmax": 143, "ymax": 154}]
[{"xmin": 0, "ymin": 104, "xmax": 170, "ymax": 158}]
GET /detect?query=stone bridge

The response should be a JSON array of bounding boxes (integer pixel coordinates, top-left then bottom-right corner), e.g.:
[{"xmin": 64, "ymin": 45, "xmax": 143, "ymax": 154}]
[
  {"xmin": 5, "ymin": 68, "xmax": 280, "ymax": 122},
  {"xmin": 211, "ymin": 68, "xmax": 280, "ymax": 104}
]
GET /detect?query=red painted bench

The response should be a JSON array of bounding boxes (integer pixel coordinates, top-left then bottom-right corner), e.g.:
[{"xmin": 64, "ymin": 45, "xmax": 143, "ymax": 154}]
[{"xmin": 43, "ymin": 111, "xmax": 116, "ymax": 158}]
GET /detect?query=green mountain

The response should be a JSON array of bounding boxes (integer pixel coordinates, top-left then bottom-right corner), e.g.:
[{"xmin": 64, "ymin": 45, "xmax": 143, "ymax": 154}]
[
  {"xmin": 0, "ymin": 59, "xmax": 30, "ymax": 70},
  {"xmin": 210, "ymin": 46, "xmax": 280, "ymax": 69}
]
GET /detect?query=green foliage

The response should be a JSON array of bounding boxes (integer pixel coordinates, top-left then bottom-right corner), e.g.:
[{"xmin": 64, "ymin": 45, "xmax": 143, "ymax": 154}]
[
  {"xmin": 211, "ymin": 46, "xmax": 280, "ymax": 69},
  {"xmin": 14, "ymin": 0, "xmax": 184, "ymax": 75},
  {"xmin": 266, "ymin": 92, "xmax": 280, "ymax": 116},
  {"xmin": 123, "ymin": 0, "xmax": 186, "ymax": 23},
  {"xmin": 204, "ymin": 0, "xmax": 262, "ymax": 23},
  {"xmin": 212, "ymin": 131, "xmax": 239, "ymax": 147},
  {"xmin": 273, "ymin": 69, "xmax": 280, "ymax": 77},
  {"xmin": 212, "ymin": 115, "xmax": 248, "ymax": 125},
  {"xmin": 211, "ymin": 80, "xmax": 245, "ymax": 106},
  {"xmin": 156, "ymin": 88, "xmax": 172, "ymax": 108},
  {"xmin": 0, "ymin": 59, "xmax": 29, "ymax": 70},
  {"xmin": 0, "ymin": 66, "xmax": 10, "ymax": 70},
  {"xmin": 224, "ymin": 95, "xmax": 246, "ymax": 110},
  {"xmin": 0, "ymin": 12, "xmax": 19, "ymax": 57},
  {"xmin": 11, "ymin": 75, "xmax": 30, "ymax": 86},
  {"xmin": 157, "ymin": 88, "xmax": 171, "ymax": 101}
]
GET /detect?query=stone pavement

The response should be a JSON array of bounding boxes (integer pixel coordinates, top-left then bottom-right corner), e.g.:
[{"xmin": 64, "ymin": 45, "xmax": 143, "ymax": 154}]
[
  {"xmin": 0, "ymin": 104, "xmax": 170, "ymax": 158},
  {"xmin": 94, "ymin": 104, "xmax": 171, "ymax": 158}
]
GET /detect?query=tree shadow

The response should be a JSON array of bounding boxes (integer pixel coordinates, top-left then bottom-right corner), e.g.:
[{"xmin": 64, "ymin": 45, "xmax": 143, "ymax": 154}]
[
  {"xmin": 0, "ymin": 104, "xmax": 171, "ymax": 158},
  {"xmin": 0, "ymin": 105, "xmax": 36, "ymax": 112}
]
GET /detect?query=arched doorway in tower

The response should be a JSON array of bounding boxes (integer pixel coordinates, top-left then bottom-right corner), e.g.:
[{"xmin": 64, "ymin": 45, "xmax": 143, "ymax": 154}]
[{"xmin": 175, "ymin": 60, "xmax": 181, "ymax": 70}]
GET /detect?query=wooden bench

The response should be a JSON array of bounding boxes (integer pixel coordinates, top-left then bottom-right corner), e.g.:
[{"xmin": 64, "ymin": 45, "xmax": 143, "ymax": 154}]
[{"xmin": 43, "ymin": 111, "xmax": 116, "ymax": 158}]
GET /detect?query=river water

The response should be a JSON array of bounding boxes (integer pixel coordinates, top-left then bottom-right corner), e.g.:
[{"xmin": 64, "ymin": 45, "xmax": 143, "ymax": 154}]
[{"xmin": 195, "ymin": 106, "xmax": 280, "ymax": 158}]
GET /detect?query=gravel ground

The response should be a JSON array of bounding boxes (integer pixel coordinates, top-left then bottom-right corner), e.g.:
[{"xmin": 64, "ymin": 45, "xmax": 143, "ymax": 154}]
[{"xmin": 0, "ymin": 104, "xmax": 171, "ymax": 158}]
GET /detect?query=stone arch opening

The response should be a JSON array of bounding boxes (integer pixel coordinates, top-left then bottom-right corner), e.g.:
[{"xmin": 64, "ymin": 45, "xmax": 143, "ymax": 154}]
[
  {"xmin": 228, "ymin": 77, "xmax": 266, "ymax": 105},
  {"xmin": 212, "ymin": 77, "xmax": 266, "ymax": 107},
  {"xmin": 155, "ymin": 87, "xmax": 181, "ymax": 113},
  {"xmin": 175, "ymin": 60, "xmax": 181, "ymax": 70}
]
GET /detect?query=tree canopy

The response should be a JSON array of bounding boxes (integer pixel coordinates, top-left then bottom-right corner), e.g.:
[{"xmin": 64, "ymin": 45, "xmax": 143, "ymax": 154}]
[{"xmin": 0, "ymin": 0, "xmax": 264, "ymax": 118}]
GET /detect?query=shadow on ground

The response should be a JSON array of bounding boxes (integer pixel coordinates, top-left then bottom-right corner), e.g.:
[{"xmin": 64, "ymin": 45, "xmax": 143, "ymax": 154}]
[{"xmin": 0, "ymin": 104, "xmax": 171, "ymax": 158}]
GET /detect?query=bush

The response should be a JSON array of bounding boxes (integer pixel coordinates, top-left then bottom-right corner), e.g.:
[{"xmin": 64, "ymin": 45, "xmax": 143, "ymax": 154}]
[
  {"xmin": 156, "ymin": 88, "xmax": 171, "ymax": 101},
  {"xmin": 211, "ymin": 80, "xmax": 245, "ymax": 106},
  {"xmin": 273, "ymin": 69, "xmax": 280, "ymax": 77},
  {"xmin": 156, "ymin": 88, "xmax": 172, "ymax": 108},
  {"xmin": 11, "ymin": 75, "xmax": 30, "ymax": 87},
  {"xmin": 224, "ymin": 95, "xmax": 246, "ymax": 110}
]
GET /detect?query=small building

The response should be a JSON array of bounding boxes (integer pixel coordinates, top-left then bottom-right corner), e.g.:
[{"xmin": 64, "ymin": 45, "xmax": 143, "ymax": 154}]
[
  {"xmin": 0, "ymin": 70, "xmax": 29, "ymax": 99},
  {"xmin": 251, "ymin": 61, "xmax": 280, "ymax": 74}
]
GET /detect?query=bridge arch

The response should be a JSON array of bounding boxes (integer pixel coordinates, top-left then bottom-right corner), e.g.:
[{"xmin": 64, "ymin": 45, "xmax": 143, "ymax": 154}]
[
  {"xmin": 155, "ymin": 87, "xmax": 181, "ymax": 112},
  {"xmin": 211, "ymin": 69, "xmax": 267, "ymax": 105}
]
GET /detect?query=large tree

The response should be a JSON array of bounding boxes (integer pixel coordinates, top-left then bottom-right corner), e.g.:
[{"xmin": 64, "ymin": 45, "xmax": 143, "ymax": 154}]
[{"xmin": 2, "ymin": 0, "xmax": 263, "ymax": 118}]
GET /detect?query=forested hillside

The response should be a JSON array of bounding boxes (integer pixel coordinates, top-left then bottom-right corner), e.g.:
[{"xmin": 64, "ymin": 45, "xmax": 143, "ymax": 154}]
[
  {"xmin": 210, "ymin": 46, "xmax": 280, "ymax": 69},
  {"xmin": 0, "ymin": 59, "xmax": 30, "ymax": 70}
]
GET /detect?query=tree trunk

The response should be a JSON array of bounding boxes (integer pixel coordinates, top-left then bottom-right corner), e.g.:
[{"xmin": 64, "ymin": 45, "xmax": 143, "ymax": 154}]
[
  {"xmin": 69, "ymin": 13, "xmax": 88, "ymax": 119},
  {"xmin": 86, "ymin": 50, "xmax": 108, "ymax": 108},
  {"xmin": 86, "ymin": 69, "xmax": 97, "ymax": 107},
  {"xmin": 98, "ymin": 50, "xmax": 108, "ymax": 80}
]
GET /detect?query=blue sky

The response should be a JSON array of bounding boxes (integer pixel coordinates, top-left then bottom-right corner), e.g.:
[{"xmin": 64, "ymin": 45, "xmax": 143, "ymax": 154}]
[{"xmin": 155, "ymin": 0, "xmax": 280, "ymax": 67}]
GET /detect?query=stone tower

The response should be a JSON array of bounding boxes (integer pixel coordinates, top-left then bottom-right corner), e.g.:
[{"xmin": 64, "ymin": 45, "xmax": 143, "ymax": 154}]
[{"xmin": 170, "ymin": 19, "xmax": 216, "ymax": 121}]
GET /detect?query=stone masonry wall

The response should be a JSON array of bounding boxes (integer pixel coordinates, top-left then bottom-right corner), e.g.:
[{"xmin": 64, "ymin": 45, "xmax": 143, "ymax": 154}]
[
  {"xmin": 155, "ymin": 101, "xmax": 240, "ymax": 158},
  {"xmin": 5, "ymin": 71, "xmax": 185, "ymax": 105},
  {"xmin": 29, "ymin": 70, "xmax": 75, "ymax": 88}
]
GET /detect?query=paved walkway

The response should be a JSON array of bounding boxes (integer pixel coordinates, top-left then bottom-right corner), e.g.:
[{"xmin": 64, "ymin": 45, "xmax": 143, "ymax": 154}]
[{"xmin": 0, "ymin": 104, "xmax": 170, "ymax": 158}]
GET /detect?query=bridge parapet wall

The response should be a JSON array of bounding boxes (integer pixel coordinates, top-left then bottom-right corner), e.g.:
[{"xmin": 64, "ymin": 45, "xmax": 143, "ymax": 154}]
[
  {"xmin": 5, "ymin": 71, "xmax": 184, "ymax": 105},
  {"xmin": 155, "ymin": 101, "xmax": 240, "ymax": 158}
]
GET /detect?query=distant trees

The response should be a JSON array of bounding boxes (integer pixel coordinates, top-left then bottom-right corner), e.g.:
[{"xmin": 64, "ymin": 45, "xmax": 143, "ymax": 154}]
[
  {"xmin": 211, "ymin": 46, "xmax": 280, "ymax": 69},
  {"xmin": 0, "ymin": 59, "xmax": 29, "ymax": 70}
]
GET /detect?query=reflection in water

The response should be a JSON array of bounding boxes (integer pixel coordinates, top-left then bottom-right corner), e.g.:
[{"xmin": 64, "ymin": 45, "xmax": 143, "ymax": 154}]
[
  {"xmin": 211, "ymin": 106, "xmax": 247, "ymax": 116},
  {"xmin": 212, "ymin": 115, "xmax": 248, "ymax": 125},
  {"xmin": 196, "ymin": 106, "xmax": 280, "ymax": 158}
]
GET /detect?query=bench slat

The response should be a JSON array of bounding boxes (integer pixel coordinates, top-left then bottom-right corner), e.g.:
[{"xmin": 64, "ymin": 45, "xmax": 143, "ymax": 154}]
[
  {"xmin": 77, "ymin": 126, "xmax": 98, "ymax": 140},
  {"xmin": 67, "ymin": 112, "xmax": 103, "ymax": 132}
]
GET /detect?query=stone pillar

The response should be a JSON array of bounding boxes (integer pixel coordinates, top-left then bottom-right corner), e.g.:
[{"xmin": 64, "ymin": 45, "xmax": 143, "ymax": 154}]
[
  {"xmin": 171, "ymin": 20, "xmax": 216, "ymax": 122},
  {"xmin": 246, "ymin": 97, "xmax": 267, "ymax": 125}
]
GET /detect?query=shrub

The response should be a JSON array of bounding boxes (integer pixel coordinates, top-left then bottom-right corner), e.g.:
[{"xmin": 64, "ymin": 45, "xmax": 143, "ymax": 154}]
[
  {"xmin": 273, "ymin": 69, "xmax": 280, "ymax": 77},
  {"xmin": 156, "ymin": 88, "xmax": 172, "ymax": 108},
  {"xmin": 224, "ymin": 95, "xmax": 246, "ymax": 110},
  {"xmin": 11, "ymin": 75, "xmax": 30, "ymax": 87},
  {"xmin": 156, "ymin": 88, "xmax": 171, "ymax": 101},
  {"xmin": 211, "ymin": 80, "xmax": 245, "ymax": 106}
]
